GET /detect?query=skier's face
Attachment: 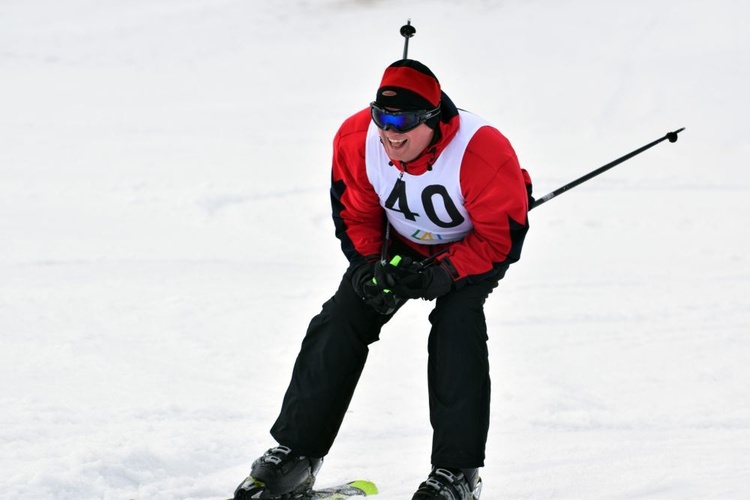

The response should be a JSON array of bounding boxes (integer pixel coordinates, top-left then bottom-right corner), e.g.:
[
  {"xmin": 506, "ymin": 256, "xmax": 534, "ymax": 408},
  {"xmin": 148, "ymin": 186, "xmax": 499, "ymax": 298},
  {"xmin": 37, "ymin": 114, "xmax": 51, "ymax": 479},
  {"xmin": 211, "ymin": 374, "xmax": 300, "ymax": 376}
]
[{"xmin": 378, "ymin": 122, "xmax": 435, "ymax": 163}]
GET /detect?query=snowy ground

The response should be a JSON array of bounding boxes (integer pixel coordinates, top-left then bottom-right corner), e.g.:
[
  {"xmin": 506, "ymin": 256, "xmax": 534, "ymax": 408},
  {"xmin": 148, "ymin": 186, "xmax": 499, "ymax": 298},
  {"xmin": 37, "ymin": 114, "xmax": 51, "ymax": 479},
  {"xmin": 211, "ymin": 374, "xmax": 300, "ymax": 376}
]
[{"xmin": 2, "ymin": 0, "xmax": 749, "ymax": 498}]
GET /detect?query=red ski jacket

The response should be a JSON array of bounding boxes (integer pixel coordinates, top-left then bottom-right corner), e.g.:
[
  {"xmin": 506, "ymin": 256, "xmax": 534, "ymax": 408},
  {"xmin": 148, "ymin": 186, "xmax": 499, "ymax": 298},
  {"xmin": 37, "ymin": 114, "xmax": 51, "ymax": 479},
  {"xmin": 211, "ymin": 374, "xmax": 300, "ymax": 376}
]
[{"xmin": 331, "ymin": 95, "xmax": 530, "ymax": 284}]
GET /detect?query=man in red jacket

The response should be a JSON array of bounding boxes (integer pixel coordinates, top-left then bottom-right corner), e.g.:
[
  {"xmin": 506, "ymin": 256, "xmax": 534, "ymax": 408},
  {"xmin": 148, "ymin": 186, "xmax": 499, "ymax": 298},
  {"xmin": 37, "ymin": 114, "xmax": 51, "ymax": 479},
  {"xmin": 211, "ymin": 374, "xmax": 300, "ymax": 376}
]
[{"xmin": 234, "ymin": 59, "xmax": 531, "ymax": 500}]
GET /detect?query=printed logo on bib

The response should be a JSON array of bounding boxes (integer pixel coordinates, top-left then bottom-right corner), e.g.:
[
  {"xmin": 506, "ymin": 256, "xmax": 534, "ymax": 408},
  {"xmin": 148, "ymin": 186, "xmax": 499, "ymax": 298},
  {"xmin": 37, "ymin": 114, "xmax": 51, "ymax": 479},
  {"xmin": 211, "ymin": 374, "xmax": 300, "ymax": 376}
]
[{"xmin": 411, "ymin": 229, "xmax": 445, "ymax": 242}]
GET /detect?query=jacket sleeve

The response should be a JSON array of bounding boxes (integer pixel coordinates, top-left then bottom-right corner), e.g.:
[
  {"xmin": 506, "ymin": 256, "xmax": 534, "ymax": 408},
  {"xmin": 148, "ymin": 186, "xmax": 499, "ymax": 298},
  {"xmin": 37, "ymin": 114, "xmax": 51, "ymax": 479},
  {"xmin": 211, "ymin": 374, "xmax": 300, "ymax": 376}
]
[
  {"xmin": 438, "ymin": 125, "xmax": 530, "ymax": 282},
  {"xmin": 330, "ymin": 110, "xmax": 384, "ymax": 265}
]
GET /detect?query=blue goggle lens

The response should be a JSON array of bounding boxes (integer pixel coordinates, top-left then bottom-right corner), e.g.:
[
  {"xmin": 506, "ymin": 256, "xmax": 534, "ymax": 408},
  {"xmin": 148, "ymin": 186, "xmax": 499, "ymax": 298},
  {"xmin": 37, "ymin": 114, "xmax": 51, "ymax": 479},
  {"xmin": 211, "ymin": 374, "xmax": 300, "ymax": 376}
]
[{"xmin": 370, "ymin": 102, "xmax": 440, "ymax": 133}]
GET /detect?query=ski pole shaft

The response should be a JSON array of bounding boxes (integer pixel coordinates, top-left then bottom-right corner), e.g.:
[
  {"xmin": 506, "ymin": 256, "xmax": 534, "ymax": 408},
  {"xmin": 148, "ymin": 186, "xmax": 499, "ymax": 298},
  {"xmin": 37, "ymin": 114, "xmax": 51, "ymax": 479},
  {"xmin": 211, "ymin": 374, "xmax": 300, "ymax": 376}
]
[
  {"xmin": 379, "ymin": 218, "xmax": 391, "ymax": 264},
  {"xmin": 400, "ymin": 19, "xmax": 415, "ymax": 59},
  {"xmin": 530, "ymin": 127, "xmax": 685, "ymax": 210},
  {"xmin": 418, "ymin": 127, "xmax": 685, "ymax": 268}
]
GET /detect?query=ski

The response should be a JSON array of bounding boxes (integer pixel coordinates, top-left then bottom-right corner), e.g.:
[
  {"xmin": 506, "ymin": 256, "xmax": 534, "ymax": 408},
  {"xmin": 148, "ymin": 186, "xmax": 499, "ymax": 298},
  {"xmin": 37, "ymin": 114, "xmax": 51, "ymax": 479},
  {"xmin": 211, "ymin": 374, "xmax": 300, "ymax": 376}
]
[
  {"xmin": 309, "ymin": 480, "xmax": 378, "ymax": 499},
  {"xmin": 230, "ymin": 479, "xmax": 377, "ymax": 500}
]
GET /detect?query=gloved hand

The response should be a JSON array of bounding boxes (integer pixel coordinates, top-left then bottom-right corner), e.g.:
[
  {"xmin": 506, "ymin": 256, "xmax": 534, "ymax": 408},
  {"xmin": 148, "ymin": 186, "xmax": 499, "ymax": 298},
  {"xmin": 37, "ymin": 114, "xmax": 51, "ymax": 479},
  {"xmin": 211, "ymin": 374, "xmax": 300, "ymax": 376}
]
[
  {"xmin": 373, "ymin": 255, "xmax": 453, "ymax": 300},
  {"xmin": 350, "ymin": 261, "xmax": 399, "ymax": 315}
]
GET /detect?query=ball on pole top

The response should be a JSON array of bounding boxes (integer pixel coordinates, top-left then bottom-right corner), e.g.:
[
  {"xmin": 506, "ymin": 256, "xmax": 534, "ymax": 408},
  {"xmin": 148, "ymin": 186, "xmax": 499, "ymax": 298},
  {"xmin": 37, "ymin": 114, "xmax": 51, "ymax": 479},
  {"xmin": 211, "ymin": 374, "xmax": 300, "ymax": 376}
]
[{"xmin": 400, "ymin": 19, "xmax": 416, "ymax": 39}]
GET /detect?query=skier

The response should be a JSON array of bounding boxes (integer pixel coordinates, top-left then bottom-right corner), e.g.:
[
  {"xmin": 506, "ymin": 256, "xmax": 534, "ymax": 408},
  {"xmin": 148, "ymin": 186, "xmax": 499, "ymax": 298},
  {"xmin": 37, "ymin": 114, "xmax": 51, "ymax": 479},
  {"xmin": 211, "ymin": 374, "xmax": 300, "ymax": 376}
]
[{"xmin": 234, "ymin": 59, "xmax": 531, "ymax": 500}]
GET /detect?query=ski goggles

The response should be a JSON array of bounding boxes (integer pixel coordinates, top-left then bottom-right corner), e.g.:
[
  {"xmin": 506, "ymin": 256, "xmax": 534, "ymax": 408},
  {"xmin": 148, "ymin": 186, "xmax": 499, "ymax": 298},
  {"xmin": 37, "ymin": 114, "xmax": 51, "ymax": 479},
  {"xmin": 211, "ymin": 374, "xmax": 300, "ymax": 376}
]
[{"xmin": 369, "ymin": 102, "xmax": 441, "ymax": 133}]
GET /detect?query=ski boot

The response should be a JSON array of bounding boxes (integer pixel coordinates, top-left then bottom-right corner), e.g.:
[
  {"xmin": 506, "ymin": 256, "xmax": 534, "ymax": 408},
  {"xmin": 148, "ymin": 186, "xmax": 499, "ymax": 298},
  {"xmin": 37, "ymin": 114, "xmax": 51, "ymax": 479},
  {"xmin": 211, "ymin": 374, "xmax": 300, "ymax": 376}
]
[
  {"xmin": 233, "ymin": 445, "xmax": 323, "ymax": 499},
  {"xmin": 412, "ymin": 467, "xmax": 482, "ymax": 500}
]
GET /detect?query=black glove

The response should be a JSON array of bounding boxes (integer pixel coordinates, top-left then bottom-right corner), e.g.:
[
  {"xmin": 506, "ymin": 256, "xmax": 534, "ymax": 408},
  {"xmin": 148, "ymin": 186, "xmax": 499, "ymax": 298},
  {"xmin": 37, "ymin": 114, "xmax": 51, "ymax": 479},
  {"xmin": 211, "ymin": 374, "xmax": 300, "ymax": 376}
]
[
  {"xmin": 350, "ymin": 261, "xmax": 399, "ymax": 315},
  {"xmin": 373, "ymin": 255, "xmax": 453, "ymax": 300}
]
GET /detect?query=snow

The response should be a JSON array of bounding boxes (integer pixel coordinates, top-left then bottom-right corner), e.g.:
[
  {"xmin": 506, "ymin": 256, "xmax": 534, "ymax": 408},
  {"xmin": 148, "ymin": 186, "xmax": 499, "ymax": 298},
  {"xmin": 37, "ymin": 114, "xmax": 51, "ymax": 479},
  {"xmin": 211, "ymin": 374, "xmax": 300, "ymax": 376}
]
[{"xmin": 1, "ymin": 0, "xmax": 749, "ymax": 498}]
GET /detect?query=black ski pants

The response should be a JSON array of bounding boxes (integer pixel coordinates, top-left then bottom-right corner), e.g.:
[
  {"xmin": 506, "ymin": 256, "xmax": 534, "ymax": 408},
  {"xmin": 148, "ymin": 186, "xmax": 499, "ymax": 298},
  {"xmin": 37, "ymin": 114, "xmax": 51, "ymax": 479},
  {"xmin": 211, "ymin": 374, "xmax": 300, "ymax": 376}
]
[{"xmin": 270, "ymin": 264, "xmax": 500, "ymax": 468}]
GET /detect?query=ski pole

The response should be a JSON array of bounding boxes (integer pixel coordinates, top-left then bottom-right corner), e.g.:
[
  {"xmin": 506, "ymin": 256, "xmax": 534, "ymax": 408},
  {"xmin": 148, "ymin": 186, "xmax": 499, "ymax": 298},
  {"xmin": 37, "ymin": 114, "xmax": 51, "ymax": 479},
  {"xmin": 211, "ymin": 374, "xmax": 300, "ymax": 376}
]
[
  {"xmin": 530, "ymin": 127, "xmax": 685, "ymax": 210},
  {"xmin": 380, "ymin": 20, "xmax": 417, "ymax": 264},
  {"xmin": 417, "ymin": 127, "xmax": 685, "ymax": 269}
]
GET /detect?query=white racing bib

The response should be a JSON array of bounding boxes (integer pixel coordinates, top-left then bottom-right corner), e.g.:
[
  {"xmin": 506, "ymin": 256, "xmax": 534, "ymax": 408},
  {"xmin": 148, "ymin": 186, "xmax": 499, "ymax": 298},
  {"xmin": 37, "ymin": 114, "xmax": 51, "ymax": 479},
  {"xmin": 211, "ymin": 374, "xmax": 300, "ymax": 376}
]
[{"xmin": 365, "ymin": 111, "xmax": 488, "ymax": 245}]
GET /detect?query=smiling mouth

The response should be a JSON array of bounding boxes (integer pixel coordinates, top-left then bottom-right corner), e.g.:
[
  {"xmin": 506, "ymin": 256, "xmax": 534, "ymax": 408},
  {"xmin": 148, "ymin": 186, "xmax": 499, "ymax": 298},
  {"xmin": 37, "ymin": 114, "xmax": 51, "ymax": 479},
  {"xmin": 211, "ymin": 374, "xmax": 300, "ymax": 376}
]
[{"xmin": 387, "ymin": 138, "xmax": 407, "ymax": 148}]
